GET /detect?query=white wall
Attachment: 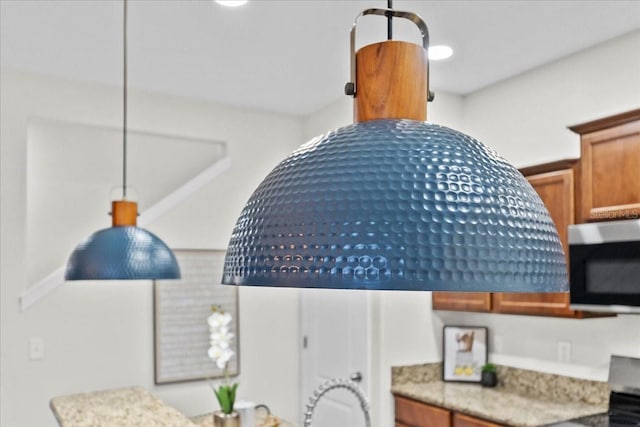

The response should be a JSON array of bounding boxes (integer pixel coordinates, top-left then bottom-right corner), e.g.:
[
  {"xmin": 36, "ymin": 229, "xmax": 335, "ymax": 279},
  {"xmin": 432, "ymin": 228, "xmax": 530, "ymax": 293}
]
[
  {"xmin": 462, "ymin": 30, "xmax": 640, "ymax": 168},
  {"xmin": 301, "ymin": 31, "xmax": 640, "ymax": 427},
  {"xmin": 0, "ymin": 70, "xmax": 302, "ymax": 427},
  {"xmin": 439, "ymin": 27, "xmax": 640, "ymax": 381}
]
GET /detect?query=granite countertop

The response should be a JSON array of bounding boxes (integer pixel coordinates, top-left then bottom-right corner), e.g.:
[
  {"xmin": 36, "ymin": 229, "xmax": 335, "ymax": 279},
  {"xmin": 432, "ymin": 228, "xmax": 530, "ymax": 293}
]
[
  {"xmin": 50, "ymin": 386, "xmax": 198, "ymax": 427},
  {"xmin": 191, "ymin": 412, "xmax": 294, "ymax": 427},
  {"xmin": 391, "ymin": 363, "xmax": 609, "ymax": 427},
  {"xmin": 51, "ymin": 386, "xmax": 294, "ymax": 427}
]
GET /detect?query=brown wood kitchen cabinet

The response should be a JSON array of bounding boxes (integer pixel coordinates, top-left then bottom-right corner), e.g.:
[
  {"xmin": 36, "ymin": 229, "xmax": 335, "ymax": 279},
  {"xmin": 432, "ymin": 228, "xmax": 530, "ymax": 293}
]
[
  {"xmin": 433, "ymin": 109, "xmax": 640, "ymax": 317},
  {"xmin": 434, "ymin": 159, "xmax": 609, "ymax": 318},
  {"xmin": 569, "ymin": 108, "xmax": 640, "ymax": 223},
  {"xmin": 434, "ymin": 160, "xmax": 576, "ymax": 316},
  {"xmin": 394, "ymin": 395, "xmax": 450, "ymax": 427},
  {"xmin": 491, "ymin": 160, "xmax": 578, "ymax": 317},
  {"xmin": 394, "ymin": 395, "xmax": 503, "ymax": 427}
]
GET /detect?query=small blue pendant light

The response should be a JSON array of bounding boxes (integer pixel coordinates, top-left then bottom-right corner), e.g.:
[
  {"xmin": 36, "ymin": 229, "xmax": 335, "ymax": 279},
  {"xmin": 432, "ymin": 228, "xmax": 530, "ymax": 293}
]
[
  {"xmin": 222, "ymin": 4, "xmax": 567, "ymax": 292},
  {"xmin": 65, "ymin": 0, "xmax": 180, "ymax": 281}
]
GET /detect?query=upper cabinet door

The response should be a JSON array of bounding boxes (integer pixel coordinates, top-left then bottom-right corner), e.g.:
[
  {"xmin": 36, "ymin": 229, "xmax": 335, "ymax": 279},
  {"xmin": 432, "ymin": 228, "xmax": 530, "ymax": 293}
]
[
  {"xmin": 492, "ymin": 165, "xmax": 577, "ymax": 317},
  {"xmin": 570, "ymin": 109, "xmax": 640, "ymax": 223}
]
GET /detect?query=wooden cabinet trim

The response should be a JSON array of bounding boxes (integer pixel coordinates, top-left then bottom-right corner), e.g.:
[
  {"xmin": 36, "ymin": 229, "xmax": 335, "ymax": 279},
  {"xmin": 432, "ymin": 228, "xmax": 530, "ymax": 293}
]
[
  {"xmin": 453, "ymin": 412, "xmax": 504, "ymax": 427},
  {"xmin": 491, "ymin": 293, "xmax": 576, "ymax": 317},
  {"xmin": 432, "ymin": 292, "xmax": 492, "ymax": 312},
  {"xmin": 568, "ymin": 108, "xmax": 640, "ymax": 135},
  {"xmin": 518, "ymin": 159, "xmax": 578, "ymax": 177},
  {"xmin": 492, "ymin": 294, "xmax": 568, "ymax": 309},
  {"xmin": 580, "ymin": 119, "xmax": 640, "ymax": 144}
]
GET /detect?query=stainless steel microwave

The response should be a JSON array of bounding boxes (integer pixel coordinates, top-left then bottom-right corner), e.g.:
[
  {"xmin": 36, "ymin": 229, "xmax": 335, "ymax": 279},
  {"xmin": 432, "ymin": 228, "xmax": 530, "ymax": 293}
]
[{"xmin": 569, "ymin": 219, "xmax": 640, "ymax": 314}]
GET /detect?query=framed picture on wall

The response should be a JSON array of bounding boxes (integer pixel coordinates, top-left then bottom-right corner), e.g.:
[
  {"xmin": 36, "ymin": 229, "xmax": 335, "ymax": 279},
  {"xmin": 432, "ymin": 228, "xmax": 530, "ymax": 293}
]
[
  {"xmin": 442, "ymin": 325, "xmax": 488, "ymax": 383},
  {"xmin": 154, "ymin": 249, "xmax": 239, "ymax": 384}
]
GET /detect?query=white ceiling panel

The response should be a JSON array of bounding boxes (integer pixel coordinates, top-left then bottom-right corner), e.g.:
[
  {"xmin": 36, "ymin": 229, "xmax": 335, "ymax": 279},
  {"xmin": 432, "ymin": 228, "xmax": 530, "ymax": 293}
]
[{"xmin": 2, "ymin": 0, "xmax": 639, "ymax": 115}]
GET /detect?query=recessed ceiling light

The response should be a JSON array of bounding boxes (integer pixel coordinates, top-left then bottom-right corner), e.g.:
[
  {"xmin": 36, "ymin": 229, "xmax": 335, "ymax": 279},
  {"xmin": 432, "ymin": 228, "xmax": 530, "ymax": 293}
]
[
  {"xmin": 215, "ymin": 0, "xmax": 248, "ymax": 7},
  {"xmin": 428, "ymin": 45, "xmax": 453, "ymax": 61}
]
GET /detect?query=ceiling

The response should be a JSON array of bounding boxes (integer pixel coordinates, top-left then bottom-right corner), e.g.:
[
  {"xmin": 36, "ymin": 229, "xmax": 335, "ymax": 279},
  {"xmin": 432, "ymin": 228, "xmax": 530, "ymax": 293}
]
[{"xmin": 1, "ymin": 0, "xmax": 639, "ymax": 116}]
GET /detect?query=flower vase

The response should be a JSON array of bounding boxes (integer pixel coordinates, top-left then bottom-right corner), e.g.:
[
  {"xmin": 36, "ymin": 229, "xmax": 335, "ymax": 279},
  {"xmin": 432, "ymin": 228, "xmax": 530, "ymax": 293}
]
[{"xmin": 213, "ymin": 411, "xmax": 240, "ymax": 427}]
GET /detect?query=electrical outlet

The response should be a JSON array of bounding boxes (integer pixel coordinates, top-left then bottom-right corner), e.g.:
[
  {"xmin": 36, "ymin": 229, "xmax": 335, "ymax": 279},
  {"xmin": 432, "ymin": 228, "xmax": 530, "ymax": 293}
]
[
  {"xmin": 494, "ymin": 335, "xmax": 504, "ymax": 353},
  {"xmin": 557, "ymin": 341, "xmax": 571, "ymax": 363},
  {"xmin": 29, "ymin": 337, "xmax": 44, "ymax": 360}
]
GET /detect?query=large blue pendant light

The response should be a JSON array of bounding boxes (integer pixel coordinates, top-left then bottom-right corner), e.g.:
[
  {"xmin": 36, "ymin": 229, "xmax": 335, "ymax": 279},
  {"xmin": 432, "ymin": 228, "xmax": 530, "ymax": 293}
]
[
  {"xmin": 65, "ymin": 0, "xmax": 180, "ymax": 281},
  {"xmin": 222, "ymin": 5, "xmax": 567, "ymax": 292}
]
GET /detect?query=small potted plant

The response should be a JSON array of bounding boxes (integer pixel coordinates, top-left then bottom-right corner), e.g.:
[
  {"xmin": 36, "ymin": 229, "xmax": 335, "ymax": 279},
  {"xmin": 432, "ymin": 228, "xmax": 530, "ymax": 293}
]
[{"xmin": 480, "ymin": 363, "xmax": 498, "ymax": 388}]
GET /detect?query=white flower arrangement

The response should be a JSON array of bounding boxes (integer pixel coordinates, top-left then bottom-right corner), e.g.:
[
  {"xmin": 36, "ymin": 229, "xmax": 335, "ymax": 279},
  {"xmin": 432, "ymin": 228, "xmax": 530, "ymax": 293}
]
[
  {"xmin": 207, "ymin": 305, "xmax": 237, "ymax": 415},
  {"xmin": 208, "ymin": 307, "xmax": 235, "ymax": 369}
]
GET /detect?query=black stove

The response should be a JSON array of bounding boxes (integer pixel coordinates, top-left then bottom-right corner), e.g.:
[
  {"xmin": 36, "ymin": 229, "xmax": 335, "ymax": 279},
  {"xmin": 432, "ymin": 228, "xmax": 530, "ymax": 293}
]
[
  {"xmin": 550, "ymin": 356, "xmax": 640, "ymax": 427},
  {"xmin": 562, "ymin": 391, "xmax": 640, "ymax": 427},
  {"xmin": 608, "ymin": 391, "xmax": 640, "ymax": 426}
]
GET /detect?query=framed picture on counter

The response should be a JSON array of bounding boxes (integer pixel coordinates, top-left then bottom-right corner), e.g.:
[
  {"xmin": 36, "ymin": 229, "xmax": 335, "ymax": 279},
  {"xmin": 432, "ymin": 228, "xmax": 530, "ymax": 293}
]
[
  {"xmin": 153, "ymin": 249, "xmax": 239, "ymax": 385},
  {"xmin": 442, "ymin": 325, "xmax": 488, "ymax": 383}
]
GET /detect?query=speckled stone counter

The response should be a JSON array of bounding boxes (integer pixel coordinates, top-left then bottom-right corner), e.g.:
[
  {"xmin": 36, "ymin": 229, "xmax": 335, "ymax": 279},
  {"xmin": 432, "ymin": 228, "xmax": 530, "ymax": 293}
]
[
  {"xmin": 50, "ymin": 386, "xmax": 198, "ymax": 427},
  {"xmin": 391, "ymin": 363, "xmax": 609, "ymax": 427},
  {"xmin": 191, "ymin": 412, "xmax": 295, "ymax": 427}
]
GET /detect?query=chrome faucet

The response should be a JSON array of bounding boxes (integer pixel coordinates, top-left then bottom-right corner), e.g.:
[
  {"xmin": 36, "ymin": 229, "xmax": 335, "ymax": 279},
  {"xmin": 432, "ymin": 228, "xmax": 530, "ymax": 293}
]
[{"xmin": 303, "ymin": 378, "xmax": 371, "ymax": 427}]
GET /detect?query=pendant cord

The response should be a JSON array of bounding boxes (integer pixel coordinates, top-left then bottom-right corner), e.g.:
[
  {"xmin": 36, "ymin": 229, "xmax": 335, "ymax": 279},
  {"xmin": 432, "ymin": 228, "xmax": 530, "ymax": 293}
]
[
  {"xmin": 387, "ymin": 0, "xmax": 392, "ymax": 40},
  {"xmin": 122, "ymin": 0, "xmax": 128, "ymax": 199}
]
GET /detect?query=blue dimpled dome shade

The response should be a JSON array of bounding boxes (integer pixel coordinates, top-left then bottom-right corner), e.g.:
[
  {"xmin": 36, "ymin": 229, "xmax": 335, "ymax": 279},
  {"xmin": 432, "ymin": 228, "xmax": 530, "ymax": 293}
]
[
  {"xmin": 65, "ymin": 226, "xmax": 181, "ymax": 280},
  {"xmin": 223, "ymin": 119, "xmax": 567, "ymax": 292}
]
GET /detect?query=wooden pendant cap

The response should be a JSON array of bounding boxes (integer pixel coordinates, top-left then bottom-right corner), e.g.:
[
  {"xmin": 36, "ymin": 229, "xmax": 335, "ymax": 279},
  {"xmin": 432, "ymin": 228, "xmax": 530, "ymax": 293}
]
[
  {"xmin": 112, "ymin": 200, "xmax": 138, "ymax": 227},
  {"xmin": 354, "ymin": 41, "xmax": 428, "ymax": 123}
]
